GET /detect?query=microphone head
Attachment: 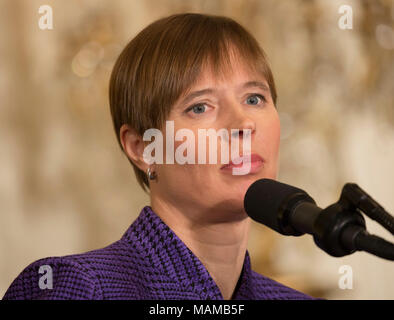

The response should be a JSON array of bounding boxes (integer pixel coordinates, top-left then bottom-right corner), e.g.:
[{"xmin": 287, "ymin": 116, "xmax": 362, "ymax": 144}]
[{"xmin": 244, "ymin": 178, "xmax": 315, "ymax": 235}]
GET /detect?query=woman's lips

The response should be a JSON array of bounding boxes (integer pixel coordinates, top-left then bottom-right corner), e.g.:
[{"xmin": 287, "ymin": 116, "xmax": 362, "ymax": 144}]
[{"xmin": 220, "ymin": 153, "xmax": 265, "ymax": 174}]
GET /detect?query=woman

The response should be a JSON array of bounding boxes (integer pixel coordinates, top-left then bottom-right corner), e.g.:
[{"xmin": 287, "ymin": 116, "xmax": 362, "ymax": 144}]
[{"xmin": 3, "ymin": 13, "xmax": 315, "ymax": 300}]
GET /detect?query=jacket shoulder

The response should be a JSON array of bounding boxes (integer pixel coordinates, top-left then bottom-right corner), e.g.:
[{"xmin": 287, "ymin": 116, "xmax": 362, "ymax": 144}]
[
  {"xmin": 2, "ymin": 239, "xmax": 145, "ymax": 300},
  {"xmin": 2, "ymin": 255, "xmax": 102, "ymax": 300}
]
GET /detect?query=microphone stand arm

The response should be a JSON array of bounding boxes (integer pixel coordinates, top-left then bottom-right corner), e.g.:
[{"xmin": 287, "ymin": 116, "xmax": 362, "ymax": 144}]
[{"xmin": 311, "ymin": 183, "xmax": 394, "ymax": 261}]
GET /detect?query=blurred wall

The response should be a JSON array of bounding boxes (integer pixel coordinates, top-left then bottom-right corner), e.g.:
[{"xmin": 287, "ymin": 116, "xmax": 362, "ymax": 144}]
[{"xmin": 0, "ymin": 0, "xmax": 393, "ymax": 299}]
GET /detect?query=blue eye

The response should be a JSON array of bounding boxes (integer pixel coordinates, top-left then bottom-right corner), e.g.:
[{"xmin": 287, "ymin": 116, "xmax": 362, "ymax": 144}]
[
  {"xmin": 246, "ymin": 94, "xmax": 266, "ymax": 105},
  {"xmin": 186, "ymin": 103, "xmax": 206, "ymax": 114}
]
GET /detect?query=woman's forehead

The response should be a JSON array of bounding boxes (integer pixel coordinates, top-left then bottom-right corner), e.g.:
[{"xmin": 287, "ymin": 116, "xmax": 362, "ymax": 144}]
[{"xmin": 175, "ymin": 47, "xmax": 271, "ymax": 105}]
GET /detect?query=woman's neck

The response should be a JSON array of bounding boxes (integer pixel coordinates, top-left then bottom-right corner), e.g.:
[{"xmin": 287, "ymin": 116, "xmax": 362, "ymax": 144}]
[{"xmin": 150, "ymin": 197, "xmax": 251, "ymax": 300}]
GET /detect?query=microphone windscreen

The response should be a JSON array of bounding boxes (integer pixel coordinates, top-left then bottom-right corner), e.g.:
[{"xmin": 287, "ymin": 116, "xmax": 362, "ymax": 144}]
[{"xmin": 244, "ymin": 178, "xmax": 312, "ymax": 234}]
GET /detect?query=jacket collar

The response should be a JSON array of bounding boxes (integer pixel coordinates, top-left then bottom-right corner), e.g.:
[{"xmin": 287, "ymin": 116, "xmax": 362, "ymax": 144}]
[{"xmin": 120, "ymin": 205, "xmax": 255, "ymax": 299}]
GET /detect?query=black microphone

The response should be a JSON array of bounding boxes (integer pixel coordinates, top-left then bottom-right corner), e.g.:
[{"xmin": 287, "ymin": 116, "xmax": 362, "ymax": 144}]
[
  {"xmin": 244, "ymin": 178, "xmax": 394, "ymax": 260},
  {"xmin": 244, "ymin": 178, "xmax": 318, "ymax": 237}
]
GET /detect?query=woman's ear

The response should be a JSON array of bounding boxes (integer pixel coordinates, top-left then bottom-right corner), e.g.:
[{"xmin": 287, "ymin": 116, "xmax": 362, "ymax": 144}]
[{"xmin": 119, "ymin": 124, "xmax": 148, "ymax": 172}]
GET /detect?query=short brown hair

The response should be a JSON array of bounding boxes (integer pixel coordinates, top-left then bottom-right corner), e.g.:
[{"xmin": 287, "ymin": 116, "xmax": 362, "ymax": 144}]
[{"xmin": 109, "ymin": 13, "xmax": 277, "ymax": 193}]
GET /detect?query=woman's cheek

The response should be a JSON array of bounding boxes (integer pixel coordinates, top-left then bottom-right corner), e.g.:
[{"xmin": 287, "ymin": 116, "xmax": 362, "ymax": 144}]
[{"xmin": 264, "ymin": 113, "xmax": 280, "ymax": 151}]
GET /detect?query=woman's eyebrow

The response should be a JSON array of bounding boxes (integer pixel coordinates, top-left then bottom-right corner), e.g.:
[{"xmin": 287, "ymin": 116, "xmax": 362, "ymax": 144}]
[
  {"xmin": 179, "ymin": 88, "xmax": 215, "ymax": 107},
  {"xmin": 242, "ymin": 81, "xmax": 270, "ymax": 93},
  {"xmin": 179, "ymin": 81, "xmax": 270, "ymax": 107}
]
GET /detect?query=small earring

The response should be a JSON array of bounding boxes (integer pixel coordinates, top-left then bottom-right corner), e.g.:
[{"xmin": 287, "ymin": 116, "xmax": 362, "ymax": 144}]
[{"xmin": 147, "ymin": 167, "xmax": 157, "ymax": 180}]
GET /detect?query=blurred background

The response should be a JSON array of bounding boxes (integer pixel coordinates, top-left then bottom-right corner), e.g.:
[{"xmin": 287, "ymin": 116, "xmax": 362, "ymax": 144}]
[{"xmin": 0, "ymin": 0, "xmax": 393, "ymax": 299}]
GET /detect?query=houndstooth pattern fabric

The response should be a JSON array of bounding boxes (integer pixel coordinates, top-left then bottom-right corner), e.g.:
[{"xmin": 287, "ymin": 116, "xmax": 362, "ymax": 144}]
[{"xmin": 3, "ymin": 206, "xmax": 314, "ymax": 300}]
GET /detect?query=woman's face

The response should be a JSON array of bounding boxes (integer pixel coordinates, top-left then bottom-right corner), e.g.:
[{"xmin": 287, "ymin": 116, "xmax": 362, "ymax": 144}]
[{"xmin": 150, "ymin": 56, "xmax": 280, "ymax": 223}]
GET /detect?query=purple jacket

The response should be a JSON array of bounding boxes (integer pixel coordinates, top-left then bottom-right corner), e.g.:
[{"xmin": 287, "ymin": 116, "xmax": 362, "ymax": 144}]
[{"xmin": 3, "ymin": 206, "xmax": 314, "ymax": 300}]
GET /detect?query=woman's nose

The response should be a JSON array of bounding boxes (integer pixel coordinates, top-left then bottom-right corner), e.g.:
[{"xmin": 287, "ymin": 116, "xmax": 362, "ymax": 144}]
[{"xmin": 225, "ymin": 102, "xmax": 256, "ymax": 142}]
